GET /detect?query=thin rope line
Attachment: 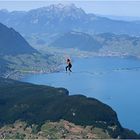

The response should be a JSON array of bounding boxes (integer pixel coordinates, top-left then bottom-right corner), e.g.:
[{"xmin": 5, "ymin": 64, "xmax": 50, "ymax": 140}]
[{"xmin": 54, "ymin": 66, "xmax": 140, "ymax": 76}]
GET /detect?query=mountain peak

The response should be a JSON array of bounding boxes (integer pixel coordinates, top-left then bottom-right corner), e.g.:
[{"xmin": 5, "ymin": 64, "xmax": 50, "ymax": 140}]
[
  {"xmin": 44, "ymin": 3, "xmax": 80, "ymax": 11},
  {"xmin": 49, "ymin": 3, "xmax": 68, "ymax": 9},
  {"xmin": 29, "ymin": 3, "xmax": 86, "ymax": 17}
]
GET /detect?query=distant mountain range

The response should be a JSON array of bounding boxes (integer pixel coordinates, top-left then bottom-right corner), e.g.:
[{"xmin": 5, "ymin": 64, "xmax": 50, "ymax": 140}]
[
  {"xmin": 0, "ymin": 4, "xmax": 140, "ymax": 37},
  {"xmin": 48, "ymin": 31, "xmax": 140, "ymax": 58},
  {"xmin": 0, "ymin": 23, "xmax": 37, "ymax": 55},
  {"xmin": 0, "ymin": 4, "xmax": 140, "ymax": 59},
  {"xmin": 98, "ymin": 15, "xmax": 140, "ymax": 22}
]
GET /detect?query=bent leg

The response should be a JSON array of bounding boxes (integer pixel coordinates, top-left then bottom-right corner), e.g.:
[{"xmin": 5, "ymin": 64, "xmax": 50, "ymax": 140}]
[
  {"xmin": 69, "ymin": 66, "xmax": 72, "ymax": 72},
  {"xmin": 66, "ymin": 66, "xmax": 69, "ymax": 71}
]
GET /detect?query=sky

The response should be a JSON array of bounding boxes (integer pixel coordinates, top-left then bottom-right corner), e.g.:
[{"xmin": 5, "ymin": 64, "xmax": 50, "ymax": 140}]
[{"xmin": 0, "ymin": 1, "xmax": 140, "ymax": 17}]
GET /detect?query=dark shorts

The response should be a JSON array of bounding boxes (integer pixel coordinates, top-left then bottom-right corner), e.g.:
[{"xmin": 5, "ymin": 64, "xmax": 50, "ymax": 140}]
[{"xmin": 69, "ymin": 63, "xmax": 72, "ymax": 68}]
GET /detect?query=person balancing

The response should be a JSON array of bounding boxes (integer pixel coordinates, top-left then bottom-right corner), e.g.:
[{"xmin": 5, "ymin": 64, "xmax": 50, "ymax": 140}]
[{"xmin": 66, "ymin": 58, "xmax": 72, "ymax": 72}]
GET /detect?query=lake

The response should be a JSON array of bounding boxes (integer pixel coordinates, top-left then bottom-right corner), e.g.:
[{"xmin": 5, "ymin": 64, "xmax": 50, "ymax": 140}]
[{"xmin": 21, "ymin": 56, "xmax": 140, "ymax": 133}]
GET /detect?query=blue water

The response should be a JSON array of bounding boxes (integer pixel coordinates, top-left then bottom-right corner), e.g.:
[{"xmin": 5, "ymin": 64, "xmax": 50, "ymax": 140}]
[{"xmin": 21, "ymin": 57, "xmax": 140, "ymax": 133}]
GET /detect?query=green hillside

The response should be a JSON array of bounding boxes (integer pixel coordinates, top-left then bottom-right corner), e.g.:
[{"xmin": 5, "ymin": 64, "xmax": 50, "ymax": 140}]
[
  {"xmin": 0, "ymin": 77, "xmax": 139, "ymax": 139},
  {"xmin": 0, "ymin": 22, "xmax": 63, "ymax": 78},
  {"xmin": 0, "ymin": 23, "xmax": 37, "ymax": 55},
  {"xmin": 50, "ymin": 32, "xmax": 102, "ymax": 51}
]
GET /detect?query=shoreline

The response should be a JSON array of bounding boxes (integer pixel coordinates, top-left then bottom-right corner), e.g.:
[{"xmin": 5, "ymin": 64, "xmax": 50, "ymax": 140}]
[
  {"xmin": 6, "ymin": 54, "xmax": 140, "ymax": 81},
  {"xmin": 5, "ymin": 65, "xmax": 64, "ymax": 81}
]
